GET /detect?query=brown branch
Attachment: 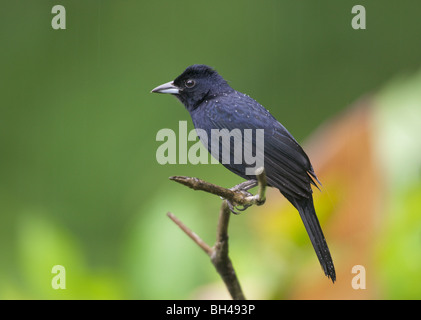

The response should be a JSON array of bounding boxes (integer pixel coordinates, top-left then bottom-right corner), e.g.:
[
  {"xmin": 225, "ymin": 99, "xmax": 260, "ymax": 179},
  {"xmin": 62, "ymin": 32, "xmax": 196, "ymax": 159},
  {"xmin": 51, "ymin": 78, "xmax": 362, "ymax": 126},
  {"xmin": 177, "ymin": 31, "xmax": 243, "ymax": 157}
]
[
  {"xmin": 211, "ymin": 200, "xmax": 245, "ymax": 300},
  {"xmin": 167, "ymin": 168, "xmax": 267, "ymax": 300},
  {"xmin": 169, "ymin": 176, "xmax": 249, "ymax": 206},
  {"xmin": 170, "ymin": 168, "xmax": 267, "ymax": 208}
]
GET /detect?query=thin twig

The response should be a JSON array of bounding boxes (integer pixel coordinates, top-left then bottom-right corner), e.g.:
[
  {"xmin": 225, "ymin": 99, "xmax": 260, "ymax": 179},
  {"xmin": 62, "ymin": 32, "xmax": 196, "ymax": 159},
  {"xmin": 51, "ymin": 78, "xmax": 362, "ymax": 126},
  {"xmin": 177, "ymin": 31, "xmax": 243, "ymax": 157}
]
[
  {"xmin": 166, "ymin": 212, "xmax": 212, "ymax": 255},
  {"xmin": 167, "ymin": 167, "xmax": 267, "ymax": 300}
]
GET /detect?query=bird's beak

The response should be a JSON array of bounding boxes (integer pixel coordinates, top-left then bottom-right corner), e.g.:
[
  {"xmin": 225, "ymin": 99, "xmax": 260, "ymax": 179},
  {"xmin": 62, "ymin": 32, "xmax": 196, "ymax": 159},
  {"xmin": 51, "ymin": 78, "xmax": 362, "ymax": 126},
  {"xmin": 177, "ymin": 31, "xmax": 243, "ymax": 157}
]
[{"xmin": 150, "ymin": 81, "xmax": 180, "ymax": 94}]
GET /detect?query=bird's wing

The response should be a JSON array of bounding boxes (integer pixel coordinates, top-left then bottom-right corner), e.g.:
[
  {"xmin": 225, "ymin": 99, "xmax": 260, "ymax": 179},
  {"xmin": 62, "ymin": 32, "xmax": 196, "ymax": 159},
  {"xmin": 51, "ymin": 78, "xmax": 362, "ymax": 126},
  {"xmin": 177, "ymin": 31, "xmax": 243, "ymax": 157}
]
[{"xmin": 201, "ymin": 94, "xmax": 319, "ymax": 199}]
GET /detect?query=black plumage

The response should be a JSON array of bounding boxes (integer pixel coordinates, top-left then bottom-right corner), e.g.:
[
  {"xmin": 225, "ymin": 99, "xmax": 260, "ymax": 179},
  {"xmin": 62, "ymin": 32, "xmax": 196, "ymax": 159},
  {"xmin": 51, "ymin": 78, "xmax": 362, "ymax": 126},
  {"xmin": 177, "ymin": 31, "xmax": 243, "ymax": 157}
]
[{"xmin": 152, "ymin": 64, "xmax": 336, "ymax": 282}]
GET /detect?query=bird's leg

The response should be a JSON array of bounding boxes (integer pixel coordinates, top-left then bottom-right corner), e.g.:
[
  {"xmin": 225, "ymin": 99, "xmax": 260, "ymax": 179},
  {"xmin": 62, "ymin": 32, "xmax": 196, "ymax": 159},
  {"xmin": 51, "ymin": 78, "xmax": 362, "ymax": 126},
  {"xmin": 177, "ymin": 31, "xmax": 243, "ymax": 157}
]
[
  {"xmin": 246, "ymin": 168, "xmax": 267, "ymax": 206},
  {"xmin": 225, "ymin": 168, "xmax": 267, "ymax": 214},
  {"xmin": 225, "ymin": 180, "xmax": 258, "ymax": 215}
]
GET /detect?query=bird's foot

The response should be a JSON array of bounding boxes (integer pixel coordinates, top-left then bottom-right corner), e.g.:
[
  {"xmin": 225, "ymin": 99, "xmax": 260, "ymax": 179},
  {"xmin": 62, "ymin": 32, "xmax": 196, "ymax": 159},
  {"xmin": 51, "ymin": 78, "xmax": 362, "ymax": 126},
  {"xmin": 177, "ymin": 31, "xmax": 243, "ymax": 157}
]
[
  {"xmin": 224, "ymin": 179, "xmax": 265, "ymax": 214},
  {"xmin": 227, "ymin": 201, "xmax": 252, "ymax": 215},
  {"xmin": 230, "ymin": 180, "xmax": 258, "ymax": 192},
  {"xmin": 225, "ymin": 189, "xmax": 254, "ymax": 214}
]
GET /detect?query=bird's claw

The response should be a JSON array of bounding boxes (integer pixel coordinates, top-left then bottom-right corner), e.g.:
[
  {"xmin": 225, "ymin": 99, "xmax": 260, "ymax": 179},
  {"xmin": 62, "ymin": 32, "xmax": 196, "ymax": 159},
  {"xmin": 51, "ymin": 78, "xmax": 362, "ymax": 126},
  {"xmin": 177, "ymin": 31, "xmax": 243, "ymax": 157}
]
[
  {"xmin": 225, "ymin": 189, "xmax": 255, "ymax": 214},
  {"xmin": 227, "ymin": 200, "xmax": 252, "ymax": 215}
]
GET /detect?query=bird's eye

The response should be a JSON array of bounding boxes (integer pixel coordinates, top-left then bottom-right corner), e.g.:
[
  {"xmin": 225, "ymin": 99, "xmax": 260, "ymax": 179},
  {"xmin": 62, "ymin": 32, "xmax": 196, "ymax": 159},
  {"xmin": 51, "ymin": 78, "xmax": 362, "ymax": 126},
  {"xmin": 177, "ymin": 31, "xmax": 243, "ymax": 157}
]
[{"xmin": 185, "ymin": 79, "xmax": 196, "ymax": 88}]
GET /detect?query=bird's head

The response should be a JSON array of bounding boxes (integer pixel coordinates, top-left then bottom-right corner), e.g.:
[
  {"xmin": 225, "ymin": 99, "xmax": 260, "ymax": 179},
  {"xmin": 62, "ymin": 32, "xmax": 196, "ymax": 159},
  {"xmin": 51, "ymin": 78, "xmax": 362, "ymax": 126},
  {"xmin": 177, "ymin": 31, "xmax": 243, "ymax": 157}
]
[{"xmin": 151, "ymin": 64, "xmax": 232, "ymax": 111}]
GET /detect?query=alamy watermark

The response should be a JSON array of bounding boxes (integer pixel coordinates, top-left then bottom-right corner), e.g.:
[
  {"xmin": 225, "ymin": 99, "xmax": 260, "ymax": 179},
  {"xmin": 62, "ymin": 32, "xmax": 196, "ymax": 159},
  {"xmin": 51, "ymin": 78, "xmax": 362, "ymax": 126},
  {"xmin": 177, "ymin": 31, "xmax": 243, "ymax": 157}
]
[
  {"xmin": 156, "ymin": 121, "xmax": 265, "ymax": 176},
  {"xmin": 50, "ymin": 4, "xmax": 366, "ymax": 31},
  {"xmin": 351, "ymin": 265, "xmax": 366, "ymax": 289},
  {"xmin": 51, "ymin": 265, "xmax": 66, "ymax": 289}
]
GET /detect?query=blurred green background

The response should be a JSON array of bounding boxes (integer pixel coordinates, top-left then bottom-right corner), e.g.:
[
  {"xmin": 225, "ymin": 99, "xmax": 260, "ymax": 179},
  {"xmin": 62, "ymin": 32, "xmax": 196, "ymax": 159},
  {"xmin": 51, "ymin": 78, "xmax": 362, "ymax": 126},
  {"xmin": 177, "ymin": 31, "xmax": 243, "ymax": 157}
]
[{"xmin": 1, "ymin": 0, "xmax": 420, "ymax": 299}]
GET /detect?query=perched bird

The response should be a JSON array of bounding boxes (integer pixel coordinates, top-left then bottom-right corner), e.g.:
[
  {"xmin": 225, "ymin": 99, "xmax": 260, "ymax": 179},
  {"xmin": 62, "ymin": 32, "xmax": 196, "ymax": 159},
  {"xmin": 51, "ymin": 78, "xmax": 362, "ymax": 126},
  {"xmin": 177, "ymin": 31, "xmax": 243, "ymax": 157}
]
[{"xmin": 151, "ymin": 64, "xmax": 336, "ymax": 282}]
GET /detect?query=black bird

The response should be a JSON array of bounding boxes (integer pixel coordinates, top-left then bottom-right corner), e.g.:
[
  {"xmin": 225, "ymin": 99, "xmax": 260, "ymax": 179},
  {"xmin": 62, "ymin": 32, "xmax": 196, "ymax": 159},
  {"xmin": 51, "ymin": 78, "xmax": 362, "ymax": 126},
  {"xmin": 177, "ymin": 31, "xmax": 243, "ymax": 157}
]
[{"xmin": 151, "ymin": 64, "xmax": 336, "ymax": 282}]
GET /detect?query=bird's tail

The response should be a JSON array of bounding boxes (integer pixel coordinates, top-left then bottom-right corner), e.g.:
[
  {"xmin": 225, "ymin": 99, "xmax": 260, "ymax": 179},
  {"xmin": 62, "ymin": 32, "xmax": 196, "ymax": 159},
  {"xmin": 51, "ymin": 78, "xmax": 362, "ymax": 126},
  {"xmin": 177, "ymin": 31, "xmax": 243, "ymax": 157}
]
[{"xmin": 288, "ymin": 195, "xmax": 336, "ymax": 283}]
